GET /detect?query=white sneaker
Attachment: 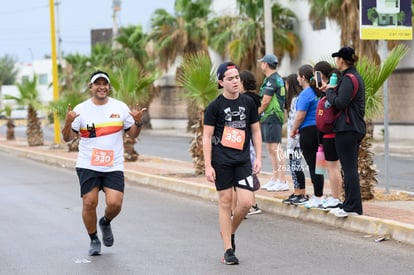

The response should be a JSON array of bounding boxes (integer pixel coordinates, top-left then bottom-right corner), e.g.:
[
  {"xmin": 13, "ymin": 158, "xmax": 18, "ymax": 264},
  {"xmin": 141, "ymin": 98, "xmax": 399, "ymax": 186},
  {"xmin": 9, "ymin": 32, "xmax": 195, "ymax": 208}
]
[
  {"xmin": 320, "ymin": 197, "xmax": 342, "ymax": 211},
  {"xmin": 261, "ymin": 179, "xmax": 276, "ymax": 190},
  {"xmin": 267, "ymin": 180, "xmax": 289, "ymax": 192},
  {"xmin": 304, "ymin": 195, "xmax": 324, "ymax": 209},
  {"xmin": 333, "ymin": 208, "xmax": 359, "ymax": 218},
  {"xmin": 329, "ymin": 207, "xmax": 342, "ymax": 215}
]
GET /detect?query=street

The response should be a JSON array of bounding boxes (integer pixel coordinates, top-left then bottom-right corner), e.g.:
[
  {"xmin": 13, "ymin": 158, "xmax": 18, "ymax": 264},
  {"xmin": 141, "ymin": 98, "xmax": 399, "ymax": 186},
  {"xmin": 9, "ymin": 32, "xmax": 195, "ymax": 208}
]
[{"xmin": 1, "ymin": 151, "xmax": 414, "ymax": 274}]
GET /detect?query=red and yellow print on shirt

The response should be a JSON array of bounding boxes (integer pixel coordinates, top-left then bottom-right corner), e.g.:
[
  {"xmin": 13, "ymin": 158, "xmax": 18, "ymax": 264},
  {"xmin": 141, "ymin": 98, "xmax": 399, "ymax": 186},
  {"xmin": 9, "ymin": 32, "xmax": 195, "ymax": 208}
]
[{"xmin": 79, "ymin": 121, "xmax": 124, "ymax": 138}]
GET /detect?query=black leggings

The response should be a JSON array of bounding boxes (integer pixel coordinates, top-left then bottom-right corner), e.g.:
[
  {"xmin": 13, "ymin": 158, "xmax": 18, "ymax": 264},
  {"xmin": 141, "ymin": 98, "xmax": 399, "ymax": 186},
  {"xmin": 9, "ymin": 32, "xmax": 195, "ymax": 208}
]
[
  {"xmin": 299, "ymin": 126, "xmax": 324, "ymax": 196},
  {"xmin": 299, "ymin": 125, "xmax": 324, "ymax": 197},
  {"xmin": 335, "ymin": 131, "xmax": 364, "ymax": 215}
]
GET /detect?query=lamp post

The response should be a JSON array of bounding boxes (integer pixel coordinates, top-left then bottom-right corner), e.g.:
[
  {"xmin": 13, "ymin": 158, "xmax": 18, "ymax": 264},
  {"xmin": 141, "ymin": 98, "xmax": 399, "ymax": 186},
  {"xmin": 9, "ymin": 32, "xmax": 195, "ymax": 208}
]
[
  {"xmin": 49, "ymin": 0, "xmax": 61, "ymax": 144},
  {"xmin": 263, "ymin": 0, "xmax": 273, "ymax": 54},
  {"xmin": 112, "ymin": 0, "xmax": 121, "ymax": 50}
]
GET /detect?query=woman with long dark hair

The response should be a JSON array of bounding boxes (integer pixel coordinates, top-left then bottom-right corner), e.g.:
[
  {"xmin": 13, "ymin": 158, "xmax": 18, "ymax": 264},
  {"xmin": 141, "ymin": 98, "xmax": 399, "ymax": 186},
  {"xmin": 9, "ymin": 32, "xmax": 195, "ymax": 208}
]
[{"xmin": 290, "ymin": 64, "xmax": 324, "ymax": 208}]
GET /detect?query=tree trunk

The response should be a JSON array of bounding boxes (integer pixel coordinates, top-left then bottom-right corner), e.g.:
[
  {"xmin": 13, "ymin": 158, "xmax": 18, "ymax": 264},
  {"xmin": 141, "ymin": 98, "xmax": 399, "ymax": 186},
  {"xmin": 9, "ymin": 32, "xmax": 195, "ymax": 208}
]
[
  {"xmin": 123, "ymin": 132, "xmax": 138, "ymax": 162},
  {"xmin": 6, "ymin": 118, "xmax": 15, "ymax": 140},
  {"xmin": 26, "ymin": 106, "xmax": 44, "ymax": 146},
  {"xmin": 67, "ymin": 134, "xmax": 80, "ymax": 152},
  {"xmin": 187, "ymin": 98, "xmax": 199, "ymax": 132},
  {"xmin": 189, "ymin": 110, "xmax": 205, "ymax": 176},
  {"xmin": 358, "ymin": 119, "xmax": 378, "ymax": 200}
]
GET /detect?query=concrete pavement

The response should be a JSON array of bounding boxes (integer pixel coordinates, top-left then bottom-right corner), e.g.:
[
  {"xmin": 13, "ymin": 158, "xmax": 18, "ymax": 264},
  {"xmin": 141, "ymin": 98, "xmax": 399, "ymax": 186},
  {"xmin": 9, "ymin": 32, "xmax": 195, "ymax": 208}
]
[{"xmin": 1, "ymin": 133, "xmax": 414, "ymax": 247}]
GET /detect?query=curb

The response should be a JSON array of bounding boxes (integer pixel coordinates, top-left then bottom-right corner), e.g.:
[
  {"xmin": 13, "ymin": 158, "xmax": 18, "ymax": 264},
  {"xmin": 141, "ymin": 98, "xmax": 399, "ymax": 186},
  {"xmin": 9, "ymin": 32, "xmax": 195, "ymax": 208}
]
[{"xmin": 1, "ymin": 143, "xmax": 414, "ymax": 246}]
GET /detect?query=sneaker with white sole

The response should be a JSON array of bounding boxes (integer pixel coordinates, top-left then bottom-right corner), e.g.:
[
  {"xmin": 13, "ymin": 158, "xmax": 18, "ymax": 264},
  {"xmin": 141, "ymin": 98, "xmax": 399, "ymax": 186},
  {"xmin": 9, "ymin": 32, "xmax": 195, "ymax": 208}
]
[
  {"xmin": 304, "ymin": 195, "xmax": 324, "ymax": 209},
  {"xmin": 282, "ymin": 193, "xmax": 298, "ymax": 204},
  {"xmin": 329, "ymin": 207, "xmax": 342, "ymax": 215},
  {"xmin": 247, "ymin": 204, "xmax": 262, "ymax": 215},
  {"xmin": 260, "ymin": 179, "xmax": 277, "ymax": 190},
  {"xmin": 333, "ymin": 208, "xmax": 359, "ymax": 218},
  {"xmin": 267, "ymin": 180, "xmax": 289, "ymax": 192},
  {"xmin": 320, "ymin": 196, "xmax": 342, "ymax": 211},
  {"xmin": 88, "ymin": 238, "xmax": 101, "ymax": 256},
  {"xmin": 291, "ymin": 194, "xmax": 309, "ymax": 205},
  {"xmin": 222, "ymin": 248, "xmax": 239, "ymax": 265}
]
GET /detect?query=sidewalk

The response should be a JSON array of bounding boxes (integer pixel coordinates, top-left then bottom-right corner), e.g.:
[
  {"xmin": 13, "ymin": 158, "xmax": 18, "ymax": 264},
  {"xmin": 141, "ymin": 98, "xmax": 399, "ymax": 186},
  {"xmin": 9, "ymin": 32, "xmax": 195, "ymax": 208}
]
[{"xmin": 1, "ymin": 134, "xmax": 414, "ymax": 246}]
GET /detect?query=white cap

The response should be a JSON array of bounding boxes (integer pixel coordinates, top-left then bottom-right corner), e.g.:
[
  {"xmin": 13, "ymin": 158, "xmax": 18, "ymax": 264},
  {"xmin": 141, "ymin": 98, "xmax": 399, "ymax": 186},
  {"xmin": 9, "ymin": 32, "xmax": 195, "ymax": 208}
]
[{"xmin": 90, "ymin": 73, "xmax": 110, "ymax": 84}]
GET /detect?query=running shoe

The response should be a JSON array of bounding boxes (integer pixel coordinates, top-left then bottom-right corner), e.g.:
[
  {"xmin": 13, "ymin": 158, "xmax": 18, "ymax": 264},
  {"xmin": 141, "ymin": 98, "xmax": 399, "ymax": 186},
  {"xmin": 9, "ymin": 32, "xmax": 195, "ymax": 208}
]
[
  {"xmin": 282, "ymin": 193, "xmax": 298, "ymax": 204},
  {"xmin": 88, "ymin": 238, "xmax": 101, "ymax": 256},
  {"xmin": 291, "ymin": 194, "xmax": 309, "ymax": 205},
  {"xmin": 99, "ymin": 217, "xmax": 114, "ymax": 247},
  {"xmin": 222, "ymin": 248, "xmax": 239, "ymax": 265},
  {"xmin": 333, "ymin": 208, "xmax": 359, "ymax": 218},
  {"xmin": 260, "ymin": 179, "xmax": 277, "ymax": 190},
  {"xmin": 320, "ymin": 196, "xmax": 342, "ymax": 211},
  {"xmin": 247, "ymin": 204, "xmax": 262, "ymax": 215},
  {"xmin": 267, "ymin": 180, "xmax": 289, "ymax": 192},
  {"xmin": 304, "ymin": 195, "xmax": 325, "ymax": 209}
]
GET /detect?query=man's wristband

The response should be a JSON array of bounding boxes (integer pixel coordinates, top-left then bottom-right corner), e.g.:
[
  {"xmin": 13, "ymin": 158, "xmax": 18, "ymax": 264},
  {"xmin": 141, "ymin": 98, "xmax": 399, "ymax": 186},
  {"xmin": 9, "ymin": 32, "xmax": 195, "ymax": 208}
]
[{"xmin": 135, "ymin": 121, "xmax": 143, "ymax": 128}]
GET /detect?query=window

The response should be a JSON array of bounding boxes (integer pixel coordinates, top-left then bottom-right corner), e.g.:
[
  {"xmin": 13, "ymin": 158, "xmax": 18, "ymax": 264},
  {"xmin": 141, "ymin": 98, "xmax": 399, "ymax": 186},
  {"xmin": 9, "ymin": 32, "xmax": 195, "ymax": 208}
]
[
  {"xmin": 312, "ymin": 17, "xmax": 326, "ymax": 31},
  {"xmin": 38, "ymin": 74, "xmax": 48, "ymax": 85}
]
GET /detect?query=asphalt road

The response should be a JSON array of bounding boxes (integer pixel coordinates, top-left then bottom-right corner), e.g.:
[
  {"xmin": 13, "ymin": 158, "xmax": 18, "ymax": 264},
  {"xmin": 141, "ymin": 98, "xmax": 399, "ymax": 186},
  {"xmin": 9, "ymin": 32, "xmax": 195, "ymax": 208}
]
[{"xmin": 1, "ymin": 151, "xmax": 414, "ymax": 275}]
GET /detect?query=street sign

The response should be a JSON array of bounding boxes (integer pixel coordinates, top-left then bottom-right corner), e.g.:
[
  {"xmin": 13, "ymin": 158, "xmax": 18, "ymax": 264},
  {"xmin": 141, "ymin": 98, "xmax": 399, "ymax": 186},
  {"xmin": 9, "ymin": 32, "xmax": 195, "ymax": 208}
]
[{"xmin": 360, "ymin": 0, "xmax": 412, "ymax": 40}]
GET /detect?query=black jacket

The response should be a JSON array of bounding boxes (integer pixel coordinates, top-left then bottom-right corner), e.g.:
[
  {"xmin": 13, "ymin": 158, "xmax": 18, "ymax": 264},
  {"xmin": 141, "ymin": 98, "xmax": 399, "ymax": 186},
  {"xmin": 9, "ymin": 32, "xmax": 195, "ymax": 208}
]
[{"xmin": 326, "ymin": 67, "xmax": 366, "ymax": 135}]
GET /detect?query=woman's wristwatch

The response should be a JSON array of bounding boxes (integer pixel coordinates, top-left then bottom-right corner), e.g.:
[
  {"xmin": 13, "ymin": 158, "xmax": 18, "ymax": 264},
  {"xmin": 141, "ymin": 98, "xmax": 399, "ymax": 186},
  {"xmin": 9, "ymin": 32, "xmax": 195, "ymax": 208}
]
[{"xmin": 135, "ymin": 121, "xmax": 143, "ymax": 128}]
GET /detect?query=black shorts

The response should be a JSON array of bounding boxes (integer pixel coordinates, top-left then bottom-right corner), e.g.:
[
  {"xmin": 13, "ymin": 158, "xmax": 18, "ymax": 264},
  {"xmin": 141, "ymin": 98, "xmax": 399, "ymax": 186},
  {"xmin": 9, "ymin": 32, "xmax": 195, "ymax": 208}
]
[
  {"xmin": 212, "ymin": 161, "xmax": 254, "ymax": 192},
  {"xmin": 260, "ymin": 122, "xmax": 282, "ymax": 143},
  {"xmin": 322, "ymin": 137, "xmax": 338, "ymax": 161},
  {"xmin": 76, "ymin": 168, "xmax": 125, "ymax": 197}
]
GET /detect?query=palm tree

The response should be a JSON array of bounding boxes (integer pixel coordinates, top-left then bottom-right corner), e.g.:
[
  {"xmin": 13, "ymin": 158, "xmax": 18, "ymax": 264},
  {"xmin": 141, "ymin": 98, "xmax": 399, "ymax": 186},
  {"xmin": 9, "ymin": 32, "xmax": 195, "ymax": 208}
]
[
  {"xmin": 208, "ymin": 0, "xmax": 301, "ymax": 79},
  {"xmin": 149, "ymin": 0, "xmax": 211, "ymax": 71},
  {"xmin": 116, "ymin": 25, "xmax": 154, "ymax": 69},
  {"xmin": 356, "ymin": 44, "xmax": 410, "ymax": 199},
  {"xmin": 110, "ymin": 58, "xmax": 159, "ymax": 161},
  {"xmin": 0, "ymin": 105, "xmax": 15, "ymax": 140},
  {"xmin": 149, "ymin": 0, "xmax": 212, "ymax": 130},
  {"xmin": 49, "ymin": 90, "xmax": 88, "ymax": 151},
  {"xmin": 176, "ymin": 52, "xmax": 218, "ymax": 175},
  {"xmin": 4, "ymin": 75, "xmax": 44, "ymax": 146}
]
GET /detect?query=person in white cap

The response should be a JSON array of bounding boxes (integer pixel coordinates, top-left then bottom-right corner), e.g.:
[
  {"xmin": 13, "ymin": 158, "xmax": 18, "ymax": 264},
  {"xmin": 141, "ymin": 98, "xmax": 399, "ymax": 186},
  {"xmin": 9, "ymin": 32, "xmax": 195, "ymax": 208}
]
[
  {"xmin": 257, "ymin": 54, "xmax": 289, "ymax": 192},
  {"xmin": 61, "ymin": 70, "xmax": 147, "ymax": 256}
]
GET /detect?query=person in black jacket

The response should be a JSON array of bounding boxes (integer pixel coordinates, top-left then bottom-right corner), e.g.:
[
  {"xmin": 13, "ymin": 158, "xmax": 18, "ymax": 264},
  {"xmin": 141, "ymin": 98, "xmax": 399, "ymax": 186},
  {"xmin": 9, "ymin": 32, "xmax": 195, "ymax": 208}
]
[{"xmin": 325, "ymin": 47, "xmax": 366, "ymax": 217}]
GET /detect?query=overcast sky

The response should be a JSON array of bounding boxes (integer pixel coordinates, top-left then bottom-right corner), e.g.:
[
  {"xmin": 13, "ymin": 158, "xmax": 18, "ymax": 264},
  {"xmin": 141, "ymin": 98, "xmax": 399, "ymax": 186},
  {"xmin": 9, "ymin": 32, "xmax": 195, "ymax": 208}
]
[{"xmin": 0, "ymin": 0, "xmax": 174, "ymax": 63}]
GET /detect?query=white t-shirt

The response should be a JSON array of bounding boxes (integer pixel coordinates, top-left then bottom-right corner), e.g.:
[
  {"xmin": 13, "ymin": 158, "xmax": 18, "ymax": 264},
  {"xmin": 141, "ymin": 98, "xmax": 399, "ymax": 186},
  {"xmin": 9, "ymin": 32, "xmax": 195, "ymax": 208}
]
[
  {"xmin": 71, "ymin": 97, "xmax": 134, "ymax": 172},
  {"xmin": 287, "ymin": 96, "xmax": 300, "ymax": 155}
]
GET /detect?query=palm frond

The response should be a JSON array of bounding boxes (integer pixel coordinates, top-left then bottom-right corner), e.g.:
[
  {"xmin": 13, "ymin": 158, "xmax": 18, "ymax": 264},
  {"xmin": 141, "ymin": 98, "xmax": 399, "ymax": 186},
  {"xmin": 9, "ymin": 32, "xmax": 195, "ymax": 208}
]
[
  {"xmin": 357, "ymin": 44, "xmax": 410, "ymax": 119},
  {"xmin": 176, "ymin": 52, "xmax": 218, "ymax": 109}
]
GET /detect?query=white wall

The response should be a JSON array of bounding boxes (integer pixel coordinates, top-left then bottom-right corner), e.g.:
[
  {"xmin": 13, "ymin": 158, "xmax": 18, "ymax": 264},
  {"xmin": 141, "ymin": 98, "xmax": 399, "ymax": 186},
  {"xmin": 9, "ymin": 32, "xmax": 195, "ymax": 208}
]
[{"xmin": 15, "ymin": 59, "xmax": 53, "ymax": 103}]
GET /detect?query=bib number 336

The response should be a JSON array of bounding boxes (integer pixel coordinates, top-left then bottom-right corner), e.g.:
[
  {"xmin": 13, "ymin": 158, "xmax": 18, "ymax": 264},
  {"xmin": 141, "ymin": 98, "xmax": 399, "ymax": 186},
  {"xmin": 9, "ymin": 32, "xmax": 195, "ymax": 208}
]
[{"xmin": 221, "ymin": 126, "xmax": 245, "ymax": 150}]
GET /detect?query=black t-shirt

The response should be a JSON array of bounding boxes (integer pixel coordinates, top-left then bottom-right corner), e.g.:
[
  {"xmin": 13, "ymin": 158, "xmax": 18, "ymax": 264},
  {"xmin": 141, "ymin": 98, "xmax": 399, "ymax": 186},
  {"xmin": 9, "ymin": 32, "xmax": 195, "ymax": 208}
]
[{"xmin": 204, "ymin": 93, "xmax": 259, "ymax": 164}]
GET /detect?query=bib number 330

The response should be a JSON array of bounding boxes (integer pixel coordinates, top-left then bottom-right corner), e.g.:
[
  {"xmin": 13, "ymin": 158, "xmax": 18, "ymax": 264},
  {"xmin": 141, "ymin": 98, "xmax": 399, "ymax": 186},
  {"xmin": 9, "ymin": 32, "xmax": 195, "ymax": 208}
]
[
  {"xmin": 221, "ymin": 126, "xmax": 245, "ymax": 150},
  {"xmin": 91, "ymin": 148, "xmax": 114, "ymax": 166}
]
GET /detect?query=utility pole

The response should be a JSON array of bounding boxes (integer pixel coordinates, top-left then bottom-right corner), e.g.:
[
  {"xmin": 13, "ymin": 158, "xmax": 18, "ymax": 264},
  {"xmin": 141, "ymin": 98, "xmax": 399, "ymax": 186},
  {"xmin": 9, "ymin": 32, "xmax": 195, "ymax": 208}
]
[
  {"xmin": 263, "ymin": 0, "xmax": 273, "ymax": 54},
  {"xmin": 55, "ymin": 0, "xmax": 62, "ymax": 65},
  {"xmin": 49, "ymin": 0, "xmax": 61, "ymax": 144},
  {"xmin": 112, "ymin": 0, "xmax": 121, "ymax": 50}
]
